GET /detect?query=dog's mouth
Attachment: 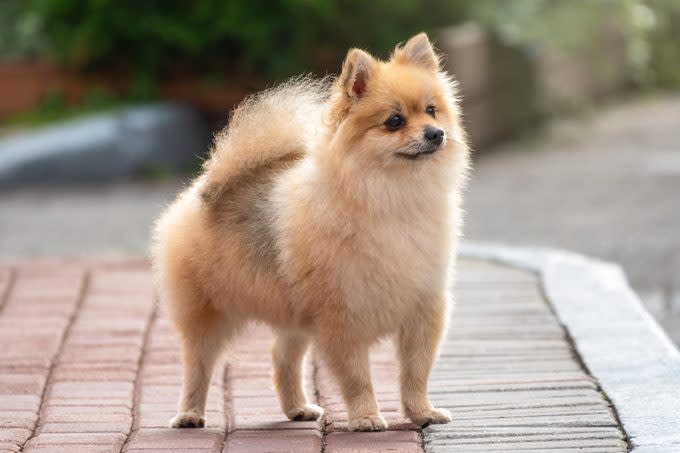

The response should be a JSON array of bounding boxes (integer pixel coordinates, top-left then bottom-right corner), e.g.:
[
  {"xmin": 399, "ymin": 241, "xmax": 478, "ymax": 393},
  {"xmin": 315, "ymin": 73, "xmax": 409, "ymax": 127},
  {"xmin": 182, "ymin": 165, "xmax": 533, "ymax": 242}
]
[{"xmin": 395, "ymin": 146, "xmax": 439, "ymax": 160}]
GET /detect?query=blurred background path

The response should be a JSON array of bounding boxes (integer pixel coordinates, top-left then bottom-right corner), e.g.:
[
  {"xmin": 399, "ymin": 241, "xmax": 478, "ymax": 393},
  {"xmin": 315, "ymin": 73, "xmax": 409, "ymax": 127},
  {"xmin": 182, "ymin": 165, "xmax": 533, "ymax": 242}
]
[
  {"xmin": 465, "ymin": 93, "xmax": 680, "ymax": 345},
  {"xmin": 2, "ymin": 93, "xmax": 679, "ymax": 344}
]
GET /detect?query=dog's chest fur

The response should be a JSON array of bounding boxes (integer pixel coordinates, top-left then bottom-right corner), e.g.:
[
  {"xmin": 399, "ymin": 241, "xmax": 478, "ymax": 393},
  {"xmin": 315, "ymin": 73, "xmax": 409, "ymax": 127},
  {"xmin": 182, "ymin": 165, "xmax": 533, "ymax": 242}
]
[
  {"xmin": 276, "ymin": 165, "xmax": 455, "ymax": 336},
  {"xmin": 334, "ymin": 216, "xmax": 451, "ymax": 333}
]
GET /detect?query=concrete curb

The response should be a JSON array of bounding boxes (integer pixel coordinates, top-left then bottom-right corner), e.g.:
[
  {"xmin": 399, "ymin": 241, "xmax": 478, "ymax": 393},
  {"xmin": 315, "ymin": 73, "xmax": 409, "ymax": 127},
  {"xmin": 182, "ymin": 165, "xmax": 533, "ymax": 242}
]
[{"xmin": 459, "ymin": 242, "xmax": 680, "ymax": 452}]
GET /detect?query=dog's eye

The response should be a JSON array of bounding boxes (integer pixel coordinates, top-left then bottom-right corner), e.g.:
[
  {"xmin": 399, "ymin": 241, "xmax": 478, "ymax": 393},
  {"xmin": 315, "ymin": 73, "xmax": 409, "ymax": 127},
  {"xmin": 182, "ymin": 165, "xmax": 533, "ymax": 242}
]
[
  {"xmin": 426, "ymin": 105, "xmax": 436, "ymax": 117},
  {"xmin": 385, "ymin": 114, "xmax": 405, "ymax": 131}
]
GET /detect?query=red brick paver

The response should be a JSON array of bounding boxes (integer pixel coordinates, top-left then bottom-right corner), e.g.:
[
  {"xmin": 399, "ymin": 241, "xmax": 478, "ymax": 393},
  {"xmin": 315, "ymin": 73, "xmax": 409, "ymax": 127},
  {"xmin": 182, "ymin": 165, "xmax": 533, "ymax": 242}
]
[
  {"xmin": 0, "ymin": 258, "xmax": 628, "ymax": 452},
  {"xmin": 0, "ymin": 263, "xmax": 85, "ymax": 452},
  {"xmin": 0, "ymin": 259, "xmax": 425, "ymax": 452}
]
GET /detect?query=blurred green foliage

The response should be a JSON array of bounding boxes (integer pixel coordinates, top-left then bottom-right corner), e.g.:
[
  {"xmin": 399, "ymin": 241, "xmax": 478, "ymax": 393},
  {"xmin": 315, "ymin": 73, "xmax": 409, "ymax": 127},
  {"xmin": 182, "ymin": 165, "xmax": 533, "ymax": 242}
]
[
  {"xmin": 0, "ymin": 0, "xmax": 678, "ymax": 89},
  {"xmin": 0, "ymin": 0, "xmax": 49, "ymax": 60},
  {"xmin": 644, "ymin": 0, "xmax": 680, "ymax": 87},
  {"xmin": 1, "ymin": 0, "xmax": 469, "ymax": 79}
]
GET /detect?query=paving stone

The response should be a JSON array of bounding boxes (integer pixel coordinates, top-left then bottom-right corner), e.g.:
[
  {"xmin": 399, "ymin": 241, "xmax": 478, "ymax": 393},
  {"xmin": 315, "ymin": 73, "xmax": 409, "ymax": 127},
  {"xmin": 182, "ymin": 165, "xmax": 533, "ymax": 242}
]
[
  {"xmin": 444, "ymin": 405, "xmax": 614, "ymax": 419},
  {"xmin": 24, "ymin": 445, "xmax": 122, "ymax": 453},
  {"xmin": 125, "ymin": 446, "xmax": 215, "ymax": 453},
  {"xmin": 425, "ymin": 426, "xmax": 624, "ymax": 441},
  {"xmin": 223, "ymin": 429, "xmax": 321, "ymax": 453},
  {"xmin": 127, "ymin": 428, "xmax": 223, "ymax": 450},
  {"xmin": 49, "ymin": 381, "xmax": 135, "ymax": 399},
  {"xmin": 47, "ymin": 397, "xmax": 133, "ymax": 407},
  {"xmin": 0, "ymin": 374, "xmax": 47, "ymax": 396},
  {"xmin": 42, "ymin": 411, "xmax": 132, "ymax": 425},
  {"xmin": 43, "ymin": 405, "xmax": 135, "ymax": 420},
  {"xmin": 26, "ymin": 432, "xmax": 126, "ymax": 446},
  {"xmin": 425, "ymin": 438, "xmax": 627, "ymax": 450},
  {"xmin": 0, "ymin": 411, "xmax": 38, "ymax": 429},
  {"xmin": 325, "ymin": 431, "xmax": 421, "ymax": 453},
  {"xmin": 233, "ymin": 418, "xmax": 322, "ymax": 431},
  {"xmin": 53, "ymin": 368, "xmax": 137, "ymax": 382},
  {"xmin": 0, "ymin": 428, "xmax": 30, "ymax": 443},
  {"xmin": 40, "ymin": 421, "xmax": 131, "ymax": 433},
  {"xmin": 0, "ymin": 443, "xmax": 21, "ymax": 453}
]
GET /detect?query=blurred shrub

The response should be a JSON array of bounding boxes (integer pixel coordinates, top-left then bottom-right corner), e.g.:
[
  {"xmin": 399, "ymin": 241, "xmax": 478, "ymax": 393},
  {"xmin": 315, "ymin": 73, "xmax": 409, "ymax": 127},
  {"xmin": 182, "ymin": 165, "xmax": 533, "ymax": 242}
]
[
  {"xmin": 8, "ymin": 0, "xmax": 469, "ymax": 80},
  {"xmin": 0, "ymin": 0, "xmax": 49, "ymax": 60},
  {"xmin": 1, "ymin": 0, "xmax": 678, "ymax": 90},
  {"xmin": 643, "ymin": 0, "xmax": 680, "ymax": 87}
]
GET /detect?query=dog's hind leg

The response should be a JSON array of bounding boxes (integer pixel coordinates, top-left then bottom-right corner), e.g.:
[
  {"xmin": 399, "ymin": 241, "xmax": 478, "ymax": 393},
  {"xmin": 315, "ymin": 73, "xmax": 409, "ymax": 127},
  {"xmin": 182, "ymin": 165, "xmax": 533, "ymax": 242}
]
[
  {"xmin": 169, "ymin": 300, "xmax": 237, "ymax": 429},
  {"xmin": 272, "ymin": 330, "xmax": 323, "ymax": 421}
]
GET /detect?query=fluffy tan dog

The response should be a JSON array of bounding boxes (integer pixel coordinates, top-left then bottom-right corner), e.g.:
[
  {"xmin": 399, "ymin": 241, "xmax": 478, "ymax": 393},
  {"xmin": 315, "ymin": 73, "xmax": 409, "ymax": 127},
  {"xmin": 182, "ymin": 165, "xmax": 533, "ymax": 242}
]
[{"xmin": 152, "ymin": 32, "xmax": 469, "ymax": 432}]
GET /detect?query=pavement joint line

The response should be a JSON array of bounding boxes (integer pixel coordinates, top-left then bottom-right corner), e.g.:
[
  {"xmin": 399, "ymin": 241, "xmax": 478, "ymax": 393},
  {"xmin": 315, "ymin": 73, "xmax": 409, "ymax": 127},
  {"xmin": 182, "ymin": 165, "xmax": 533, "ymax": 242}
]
[
  {"xmin": 459, "ymin": 242, "xmax": 680, "ymax": 453},
  {"xmin": 18, "ymin": 268, "xmax": 91, "ymax": 452},
  {"xmin": 220, "ymin": 362, "xmax": 234, "ymax": 451},
  {"xmin": 119, "ymin": 297, "xmax": 158, "ymax": 453},
  {"xmin": 0, "ymin": 265, "xmax": 16, "ymax": 314},
  {"xmin": 313, "ymin": 354, "xmax": 329, "ymax": 453},
  {"xmin": 419, "ymin": 424, "xmax": 427, "ymax": 452}
]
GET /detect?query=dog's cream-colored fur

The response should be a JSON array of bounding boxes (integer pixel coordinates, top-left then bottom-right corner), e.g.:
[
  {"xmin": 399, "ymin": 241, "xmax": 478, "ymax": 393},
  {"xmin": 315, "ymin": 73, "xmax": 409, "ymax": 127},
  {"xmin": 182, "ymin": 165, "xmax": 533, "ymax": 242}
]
[{"xmin": 152, "ymin": 33, "xmax": 469, "ymax": 431}]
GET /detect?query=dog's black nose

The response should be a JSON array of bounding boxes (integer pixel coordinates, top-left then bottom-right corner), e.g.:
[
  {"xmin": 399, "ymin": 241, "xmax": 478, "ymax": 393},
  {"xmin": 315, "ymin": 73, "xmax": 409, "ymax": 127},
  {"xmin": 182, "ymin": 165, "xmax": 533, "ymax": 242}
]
[{"xmin": 424, "ymin": 126, "xmax": 444, "ymax": 146}]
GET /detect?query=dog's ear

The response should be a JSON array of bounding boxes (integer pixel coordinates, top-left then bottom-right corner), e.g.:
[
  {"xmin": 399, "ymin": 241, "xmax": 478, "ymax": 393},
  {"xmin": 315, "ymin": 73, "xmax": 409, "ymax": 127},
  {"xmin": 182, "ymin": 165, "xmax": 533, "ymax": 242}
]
[
  {"xmin": 340, "ymin": 48, "xmax": 375, "ymax": 98},
  {"xmin": 393, "ymin": 32, "xmax": 439, "ymax": 71}
]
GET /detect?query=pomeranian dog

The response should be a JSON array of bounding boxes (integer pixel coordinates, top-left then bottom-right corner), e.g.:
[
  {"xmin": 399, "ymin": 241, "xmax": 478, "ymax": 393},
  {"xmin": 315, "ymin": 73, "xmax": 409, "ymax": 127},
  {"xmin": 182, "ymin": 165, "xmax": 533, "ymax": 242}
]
[{"xmin": 152, "ymin": 32, "xmax": 469, "ymax": 432}]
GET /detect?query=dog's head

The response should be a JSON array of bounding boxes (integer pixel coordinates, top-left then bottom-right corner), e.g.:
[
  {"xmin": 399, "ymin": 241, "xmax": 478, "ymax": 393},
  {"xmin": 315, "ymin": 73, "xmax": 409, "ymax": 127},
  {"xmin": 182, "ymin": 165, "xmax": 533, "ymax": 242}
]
[{"xmin": 326, "ymin": 33, "xmax": 465, "ymax": 171}]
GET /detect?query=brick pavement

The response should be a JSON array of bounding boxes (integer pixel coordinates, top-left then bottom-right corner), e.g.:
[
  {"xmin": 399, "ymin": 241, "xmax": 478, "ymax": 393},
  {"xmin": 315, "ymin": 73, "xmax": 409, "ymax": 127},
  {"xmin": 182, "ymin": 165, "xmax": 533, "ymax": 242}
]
[{"xmin": 0, "ymin": 257, "xmax": 628, "ymax": 452}]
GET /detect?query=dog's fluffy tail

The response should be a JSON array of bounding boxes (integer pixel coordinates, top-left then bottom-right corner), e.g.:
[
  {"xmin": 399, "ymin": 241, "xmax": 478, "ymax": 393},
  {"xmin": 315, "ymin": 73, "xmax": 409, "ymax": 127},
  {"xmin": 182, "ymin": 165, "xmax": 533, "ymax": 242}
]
[{"xmin": 200, "ymin": 76, "xmax": 329, "ymax": 203}]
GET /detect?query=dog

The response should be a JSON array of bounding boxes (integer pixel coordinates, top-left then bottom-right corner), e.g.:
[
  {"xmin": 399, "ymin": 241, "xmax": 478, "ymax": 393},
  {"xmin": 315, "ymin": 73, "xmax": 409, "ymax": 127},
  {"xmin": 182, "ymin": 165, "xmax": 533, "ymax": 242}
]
[{"xmin": 152, "ymin": 32, "xmax": 469, "ymax": 432}]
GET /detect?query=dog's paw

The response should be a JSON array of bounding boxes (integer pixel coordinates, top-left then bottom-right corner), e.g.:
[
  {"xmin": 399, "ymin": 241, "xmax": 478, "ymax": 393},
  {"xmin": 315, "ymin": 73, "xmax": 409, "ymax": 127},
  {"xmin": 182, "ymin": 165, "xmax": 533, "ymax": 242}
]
[
  {"xmin": 286, "ymin": 404, "xmax": 324, "ymax": 421},
  {"xmin": 348, "ymin": 414, "xmax": 388, "ymax": 432},
  {"xmin": 409, "ymin": 407, "xmax": 452, "ymax": 427},
  {"xmin": 169, "ymin": 411, "xmax": 205, "ymax": 428}
]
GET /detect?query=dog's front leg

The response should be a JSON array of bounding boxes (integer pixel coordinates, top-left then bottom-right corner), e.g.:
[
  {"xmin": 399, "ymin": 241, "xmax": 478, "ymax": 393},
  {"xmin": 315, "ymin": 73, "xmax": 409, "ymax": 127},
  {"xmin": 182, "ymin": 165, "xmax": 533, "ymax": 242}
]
[
  {"xmin": 397, "ymin": 295, "xmax": 452, "ymax": 427},
  {"xmin": 317, "ymin": 334, "xmax": 386, "ymax": 431}
]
